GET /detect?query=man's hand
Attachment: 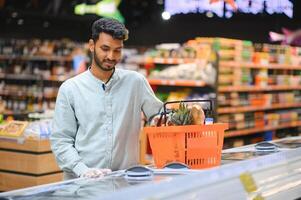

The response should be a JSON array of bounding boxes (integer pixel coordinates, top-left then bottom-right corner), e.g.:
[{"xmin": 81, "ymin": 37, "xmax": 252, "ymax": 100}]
[{"xmin": 80, "ymin": 168, "xmax": 112, "ymax": 178}]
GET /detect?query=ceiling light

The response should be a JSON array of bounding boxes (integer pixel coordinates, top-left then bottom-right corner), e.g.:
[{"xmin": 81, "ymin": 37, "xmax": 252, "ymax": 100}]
[
  {"xmin": 43, "ymin": 21, "xmax": 50, "ymax": 28},
  {"xmin": 157, "ymin": 0, "xmax": 164, "ymax": 5},
  {"xmin": 17, "ymin": 19, "xmax": 24, "ymax": 25},
  {"xmin": 206, "ymin": 11, "xmax": 214, "ymax": 18},
  {"xmin": 11, "ymin": 12, "xmax": 18, "ymax": 18},
  {"xmin": 162, "ymin": 11, "xmax": 171, "ymax": 20}
]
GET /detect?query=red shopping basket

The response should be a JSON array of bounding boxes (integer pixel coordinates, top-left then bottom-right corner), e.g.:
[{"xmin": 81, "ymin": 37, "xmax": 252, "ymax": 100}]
[{"xmin": 145, "ymin": 100, "xmax": 228, "ymax": 169}]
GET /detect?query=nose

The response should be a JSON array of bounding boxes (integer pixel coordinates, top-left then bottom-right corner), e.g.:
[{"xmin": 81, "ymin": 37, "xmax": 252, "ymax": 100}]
[{"xmin": 107, "ymin": 50, "xmax": 114, "ymax": 60}]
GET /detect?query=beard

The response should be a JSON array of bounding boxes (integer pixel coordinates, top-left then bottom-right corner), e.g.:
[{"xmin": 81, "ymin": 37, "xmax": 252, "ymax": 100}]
[{"xmin": 93, "ymin": 50, "xmax": 116, "ymax": 72}]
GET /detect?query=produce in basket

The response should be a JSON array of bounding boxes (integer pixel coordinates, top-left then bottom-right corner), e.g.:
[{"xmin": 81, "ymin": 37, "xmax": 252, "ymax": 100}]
[
  {"xmin": 191, "ymin": 104, "xmax": 205, "ymax": 125},
  {"xmin": 170, "ymin": 102, "xmax": 193, "ymax": 125},
  {"xmin": 148, "ymin": 102, "xmax": 205, "ymax": 126},
  {"xmin": 169, "ymin": 102, "xmax": 205, "ymax": 125}
]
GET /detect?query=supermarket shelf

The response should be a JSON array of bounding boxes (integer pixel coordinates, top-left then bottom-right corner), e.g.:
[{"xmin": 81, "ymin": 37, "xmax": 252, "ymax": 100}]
[
  {"xmin": 144, "ymin": 57, "xmax": 196, "ymax": 64},
  {"xmin": 0, "ymin": 54, "xmax": 72, "ymax": 62},
  {"xmin": 3, "ymin": 110, "xmax": 44, "ymax": 116},
  {"xmin": 218, "ymin": 103, "xmax": 301, "ymax": 114},
  {"xmin": 225, "ymin": 121, "xmax": 301, "ymax": 138},
  {"xmin": 0, "ymin": 92, "xmax": 40, "ymax": 97},
  {"xmin": 0, "ymin": 73, "xmax": 70, "ymax": 82},
  {"xmin": 0, "ymin": 92, "xmax": 56, "ymax": 99},
  {"xmin": 147, "ymin": 79, "xmax": 207, "ymax": 87},
  {"xmin": 44, "ymin": 75, "xmax": 70, "ymax": 82},
  {"xmin": 0, "ymin": 73, "xmax": 41, "ymax": 81},
  {"xmin": 219, "ymin": 75, "xmax": 234, "ymax": 83},
  {"xmin": 218, "ymin": 85, "xmax": 301, "ymax": 92},
  {"xmin": 220, "ymin": 61, "xmax": 301, "ymax": 70},
  {"xmin": 218, "ymin": 50, "xmax": 237, "ymax": 58}
]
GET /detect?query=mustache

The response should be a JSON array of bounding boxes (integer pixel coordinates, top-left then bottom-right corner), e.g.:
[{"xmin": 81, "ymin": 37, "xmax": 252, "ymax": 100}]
[{"xmin": 104, "ymin": 59, "xmax": 116, "ymax": 63}]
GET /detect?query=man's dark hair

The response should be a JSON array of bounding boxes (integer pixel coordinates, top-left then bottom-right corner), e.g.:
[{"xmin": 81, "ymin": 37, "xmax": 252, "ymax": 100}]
[{"xmin": 91, "ymin": 18, "xmax": 128, "ymax": 41}]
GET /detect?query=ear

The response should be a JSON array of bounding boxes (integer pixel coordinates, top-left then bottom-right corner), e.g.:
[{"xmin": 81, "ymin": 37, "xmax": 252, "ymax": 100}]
[{"xmin": 89, "ymin": 39, "xmax": 95, "ymax": 53}]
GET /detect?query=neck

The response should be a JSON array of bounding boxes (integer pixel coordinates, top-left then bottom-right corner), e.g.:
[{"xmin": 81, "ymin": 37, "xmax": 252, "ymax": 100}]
[{"xmin": 90, "ymin": 64, "xmax": 114, "ymax": 83}]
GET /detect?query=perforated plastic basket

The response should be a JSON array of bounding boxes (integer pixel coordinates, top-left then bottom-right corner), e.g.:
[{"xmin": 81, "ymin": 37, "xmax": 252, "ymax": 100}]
[
  {"xmin": 145, "ymin": 99, "xmax": 228, "ymax": 169},
  {"xmin": 145, "ymin": 123, "xmax": 228, "ymax": 169}
]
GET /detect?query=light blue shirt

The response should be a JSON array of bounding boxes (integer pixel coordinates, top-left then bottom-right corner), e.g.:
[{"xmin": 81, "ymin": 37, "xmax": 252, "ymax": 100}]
[{"xmin": 50, "ymin": 68, "xmax": 162, "ymax": 178}]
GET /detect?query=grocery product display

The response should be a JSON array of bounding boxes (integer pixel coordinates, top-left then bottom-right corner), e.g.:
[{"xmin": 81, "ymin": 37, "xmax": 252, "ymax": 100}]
[
  {"xmin": 133, "ymin": 43, "xmax": 218, "ymax": 108},
  {"xmin": 217, "ymin": 41, "xmax": 301, "ymax": 146},
  {"xmin": 0, "ymin": 39, "xmax": 87, "ymax": 119},
  {"xmin": 125, "ymin": 37, "xmax": 301, "ymax": 147}
]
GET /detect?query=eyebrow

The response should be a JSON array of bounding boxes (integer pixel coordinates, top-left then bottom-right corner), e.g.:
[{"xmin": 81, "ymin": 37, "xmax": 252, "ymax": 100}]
[
  {"xmin": 101, "ymin": 45, "xmax": 110, "ymax": 48},
  {"xmin": 101, "ymin": 45, "xmax": 123, "ymax": 49}
]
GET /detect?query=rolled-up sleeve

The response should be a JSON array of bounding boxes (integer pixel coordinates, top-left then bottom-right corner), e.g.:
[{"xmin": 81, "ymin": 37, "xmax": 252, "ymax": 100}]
[
  {"xmin": 50, "ymin": 82, "xmax": 89, "ymax": 177},
  {"xmin": 140, "ymin": 76, "xmax": 163, "ymax": 120}
]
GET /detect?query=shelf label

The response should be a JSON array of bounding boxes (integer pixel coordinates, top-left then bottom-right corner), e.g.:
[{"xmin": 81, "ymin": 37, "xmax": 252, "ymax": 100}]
[
  {"xmin": 169, "ymin": 80, "xmax": 175, "ymax": 85},
  {"xmin": 195, "ymin": 81, "xmax": 203, "ymax": 86},
  {"xmin": 167, "ymin": 58, "xmax": 173, "ymax": 63},
  {"xmin": 161, "ymin": 80, "xmax": 168, "ymax": 85},
  {"xmin": 239, "ymin": 172, "xmax": 257, "ymax": 193},
  {"xmin": 253, "ymin": 195, "xmax": 265, "ymax": 200},
  {"xmin": 155, "ymin": 58, "xmax": 164, "ymax": 63}
]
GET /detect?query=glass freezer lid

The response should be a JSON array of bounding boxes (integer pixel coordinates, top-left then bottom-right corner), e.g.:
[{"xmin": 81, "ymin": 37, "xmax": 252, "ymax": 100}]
[{"xmin": 0, "ymin": 170, "xmax": 186, "ymax": 200}]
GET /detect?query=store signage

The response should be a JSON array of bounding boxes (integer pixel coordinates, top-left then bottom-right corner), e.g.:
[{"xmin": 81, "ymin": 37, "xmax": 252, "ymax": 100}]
[
  {"xmin": 164, "ymin": 0, "xmax": 293, "ymax": 18},
  {"xmin": 74, "ymin": 0, "xmax": 124, "ymax": 22}
]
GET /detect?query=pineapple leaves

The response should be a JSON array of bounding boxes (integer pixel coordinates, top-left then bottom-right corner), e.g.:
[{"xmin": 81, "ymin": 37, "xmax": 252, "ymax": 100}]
[{"xmin": 170, "ymin": 102, "xmax": 193, "ymax": 125}]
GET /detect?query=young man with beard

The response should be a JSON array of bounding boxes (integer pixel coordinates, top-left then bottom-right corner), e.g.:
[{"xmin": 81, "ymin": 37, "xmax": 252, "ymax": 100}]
[{"xmin": 50, "ymin": 18, "xmax": 163, "ymax": 180}]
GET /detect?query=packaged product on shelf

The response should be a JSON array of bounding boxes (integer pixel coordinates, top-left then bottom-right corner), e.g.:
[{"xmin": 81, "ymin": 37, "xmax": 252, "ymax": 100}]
[
  {"xmin": 0, "ymin": 120, "xmax": 28, "ymax": 138},
  {"xmin": 149, "ymin": 62, "xmax": 216, "ymax": 86},
  {"xmin": 24, "ymin": 119, "xmax": 52, "ymax": 139},
  {"xmin": 165, "ymin": 89, "xmax": 191, "ymax": 102},
  {"xmin": 254, "ymin": 69, "xmax": 268, "ymax": 86}
]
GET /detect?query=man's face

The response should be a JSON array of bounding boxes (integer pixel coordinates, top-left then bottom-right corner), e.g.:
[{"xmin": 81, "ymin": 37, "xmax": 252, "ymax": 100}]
[{"xmin": 89, "ymin": 32, "xmax": 123, "ymax": 71}]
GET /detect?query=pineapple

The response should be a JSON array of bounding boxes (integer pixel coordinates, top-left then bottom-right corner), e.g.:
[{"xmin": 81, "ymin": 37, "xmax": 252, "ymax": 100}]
[{"xmin": 170, "ymin": 102, "xmax": 193, "ymax": 125}]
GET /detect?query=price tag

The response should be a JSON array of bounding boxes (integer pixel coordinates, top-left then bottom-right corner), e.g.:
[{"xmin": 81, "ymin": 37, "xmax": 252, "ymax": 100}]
[
  {"xmin": 169, "ymin": 80, "xmax": 175, "ymax": 85},
  {"xmin": 239, "ymin": 172, "xmax": 257, "ymax": 193},
  {"xmin": 195, "ymin": 81, "xmax": 204, "ymax": 86},
  {"xmin": 253, "ymin": 195, "xmax": 265, "ymax": 200},
  {"xmin": 155, "ymin": 58, "xmax": 164, "ymax": 63},
  {"xmin": 167, "ymin": 58, "xmax": 173, "ymax": 63},
  {"xmin": 161, "ymin": 80, "xmax": 168, "ymax": 85}
]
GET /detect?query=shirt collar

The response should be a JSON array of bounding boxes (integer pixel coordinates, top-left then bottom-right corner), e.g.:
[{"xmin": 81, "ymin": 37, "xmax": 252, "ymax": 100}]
[{"xmin": 87, "ymin": 67, "xmax": 120, "ymax": 86}]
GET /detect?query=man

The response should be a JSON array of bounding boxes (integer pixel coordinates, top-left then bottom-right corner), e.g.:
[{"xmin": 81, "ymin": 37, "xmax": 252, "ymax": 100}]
[{"xmin": 50, "ymin": 18, "xmax": 163, "ymax": 180}]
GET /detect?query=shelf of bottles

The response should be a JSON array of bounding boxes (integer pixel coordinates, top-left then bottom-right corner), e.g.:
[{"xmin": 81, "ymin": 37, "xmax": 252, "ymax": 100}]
[{"xmin": 0, "ymin": 38, "xmax": 87, "ymax": 118}]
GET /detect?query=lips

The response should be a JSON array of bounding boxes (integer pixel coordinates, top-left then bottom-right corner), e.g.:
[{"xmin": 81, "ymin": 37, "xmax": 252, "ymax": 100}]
[
  {"xmin": 103, "ymin": 61, "xmax": 115, "ymax": 67},
  {"xmin": 104, "ymin": 59, "xmax": 115, "ymax": 65}
]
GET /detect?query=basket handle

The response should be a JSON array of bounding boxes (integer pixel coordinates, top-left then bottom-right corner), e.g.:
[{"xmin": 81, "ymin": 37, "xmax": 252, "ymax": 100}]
[{"xmin": 158, "ymin": 99, "xmax": 214, "ymax": 126}]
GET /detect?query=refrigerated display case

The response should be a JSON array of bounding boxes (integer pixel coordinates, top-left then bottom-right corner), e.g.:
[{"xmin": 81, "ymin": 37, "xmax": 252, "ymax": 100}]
[{"xmin": 1, "ymin": 137, "xmax": 301, "ymax": 200}]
